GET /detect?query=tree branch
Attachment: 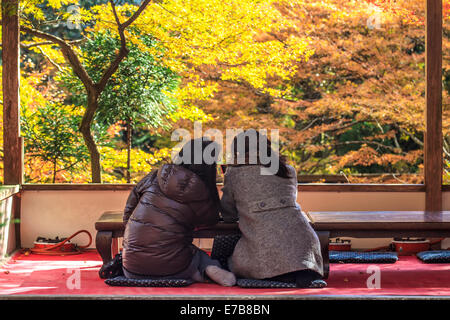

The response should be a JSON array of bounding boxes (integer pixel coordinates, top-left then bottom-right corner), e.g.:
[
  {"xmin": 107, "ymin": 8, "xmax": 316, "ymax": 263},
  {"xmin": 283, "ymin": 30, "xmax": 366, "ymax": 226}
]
[
  {"xmin": 37, "ymin": 46, "xmax": 63, "ymax": 72},
  {"xmin": 20, "ymin": 41, "xmax": 54, "ymax": 48},
  {"xmin": 96, "ymin": 0, "xmax": 152, "ymax": 92},
  {"xmin": 110, "ymin": 0, "xmax": 126, "ymax": 47},
  {"xmin": 443, "ymin": 138, "xmax": 450, "ymax": 159},
  {"xmin": 323, "ymin": 120, "xmax": 368, "ymax": 133},
  {"xmin": 300, "ymin": 117, "xmax": 322, "ymax": 132},
  {"xmin": 267, "ymin": 32, "xmax": 288, "ymax": 47},
  {"xmin": 397, "ymin": 126, "xmax": 424, "ymax": 147},
  {"xmin": 20, "ymin": 26, "xmax": 95, "ymax": 92},
  {"xmin": 333, "ymin": 140, "xmax": 403, "ymax": 153},
  {"xmin": 121, "ymin": 0, "xmax": 152, "ymax": 29},
  {"xmin": 10, "ymin": 39, "xmax": 86, "ymax": 49}
]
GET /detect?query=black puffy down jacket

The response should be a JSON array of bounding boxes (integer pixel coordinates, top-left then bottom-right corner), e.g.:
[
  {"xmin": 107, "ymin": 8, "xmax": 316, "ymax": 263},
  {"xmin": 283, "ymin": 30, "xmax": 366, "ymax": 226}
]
[{"xmin": 122, "ymin": 164, "xmax": 220, "ymax": 276}]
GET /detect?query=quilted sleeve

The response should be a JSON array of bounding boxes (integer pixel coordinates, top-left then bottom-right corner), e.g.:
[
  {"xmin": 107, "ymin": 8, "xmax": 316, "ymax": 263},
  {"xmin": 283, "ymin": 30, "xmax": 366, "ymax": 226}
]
[{"xmin": 123, "ymin": 170, "xmax": 157, "ymax": 223}]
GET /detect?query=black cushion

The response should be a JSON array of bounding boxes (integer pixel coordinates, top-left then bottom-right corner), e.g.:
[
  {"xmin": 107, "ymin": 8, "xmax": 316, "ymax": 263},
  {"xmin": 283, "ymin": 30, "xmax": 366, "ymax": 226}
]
[
  {"xmin": 212, "ymin": 234, "xmax": 328, "ymax": 289},
  {"xmin": 237, "ymin": 278, "xmax": 296, "ymax": 288},
  {"xmin": 330, "ymin": 251, "xmax": 398, "ymax": 263},
  {"xmin": 211, "ymin": 235, "xmax": 298, "ymax": 289},
  {"xmin": 105, "ymin": 276, "xmax": 194, "ymax": 287},
  {"xmin": 210, "ymin": 234, "xmax": 241, "ymax": 269},
  {"xmin": 416, "ymin": 250, "xmax": 450, "ymax": 263},
  {"xmin": 236, "ymin": 278, "xmax": 327, "ymax": 289}
]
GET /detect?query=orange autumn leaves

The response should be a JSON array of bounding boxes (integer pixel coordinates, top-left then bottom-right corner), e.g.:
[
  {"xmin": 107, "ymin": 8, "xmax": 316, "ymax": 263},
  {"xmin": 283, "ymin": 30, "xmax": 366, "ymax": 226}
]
[
  {"xmin": 5, "ymin": 0, "xmax": 448, "ymax": 184},
  {"xmin": 194, "ymin": 0, "xmax": 434, "ymax": 182}
]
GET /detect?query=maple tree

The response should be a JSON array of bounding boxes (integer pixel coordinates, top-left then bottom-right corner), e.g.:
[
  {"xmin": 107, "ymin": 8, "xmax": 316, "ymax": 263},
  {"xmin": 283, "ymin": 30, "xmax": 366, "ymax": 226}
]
[
  {"xmin": 366, "ymin": 0, "xmax": 450, "ymax": 183},
  {"xmin": 22, "ymin": 102, "xmax": 88, "ymax": 183},
  {"xmin": 20, "ymin": 0, "xmax": 154, "ymax": 183},
  {"xmin": 18, "ymin": 64, "xmax": 91, "ymax": 183},
  {"xmin": 16, "ymin": 0, "xmax": 313, "ymax": 183},
  {"xmin": 0, "ymin": 60, "xmax": 171, "ymax": 184},
  {"xmin": 60, "ymin": 30, "xmax": 179, "ymax": 182},
  {"xmin": 183, "ymin": 0, "xmax": 448, "ymax": 184},
  {"xmin": 1, "ymin": 0, "xmax": 448, "ymax": 184}
]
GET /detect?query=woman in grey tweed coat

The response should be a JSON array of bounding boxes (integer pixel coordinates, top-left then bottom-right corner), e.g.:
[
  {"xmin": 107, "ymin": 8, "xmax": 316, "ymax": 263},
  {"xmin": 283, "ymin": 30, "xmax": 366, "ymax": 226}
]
[{"xmin": 220, "ymin": 130, "xmax": 325, "ymax": 288}]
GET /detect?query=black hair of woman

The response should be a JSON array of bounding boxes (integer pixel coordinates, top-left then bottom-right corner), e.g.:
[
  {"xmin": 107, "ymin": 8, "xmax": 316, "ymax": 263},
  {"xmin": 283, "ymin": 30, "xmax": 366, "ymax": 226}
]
[{"xmin": 176, "ymin": 138, "xmax": 221, "ymax": 204}]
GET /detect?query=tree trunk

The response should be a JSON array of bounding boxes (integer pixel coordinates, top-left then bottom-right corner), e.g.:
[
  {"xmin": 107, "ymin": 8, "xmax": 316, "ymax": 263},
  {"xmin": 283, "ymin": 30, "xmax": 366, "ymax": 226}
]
[
  {"xmin": 80, "ymin": 92, "xmax": 102, "ymax": 183},
  {"xmin": 21, "ymin": 1, "xmax": 153, "ymax": 184},
  {"xmin": 52, "ymin": 158, "xmax": 57, "ymax": 183},
  {"xmin": 126, "ymin": 120, "xmax": 132, "ymax": 183}
]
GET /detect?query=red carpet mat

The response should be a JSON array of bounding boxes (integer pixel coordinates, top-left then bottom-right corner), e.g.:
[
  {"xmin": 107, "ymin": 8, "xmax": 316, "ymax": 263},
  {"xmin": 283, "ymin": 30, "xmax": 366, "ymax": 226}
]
[{"xmin": 1, "ymin": 250, "xmax": 450, "ymax": 296}]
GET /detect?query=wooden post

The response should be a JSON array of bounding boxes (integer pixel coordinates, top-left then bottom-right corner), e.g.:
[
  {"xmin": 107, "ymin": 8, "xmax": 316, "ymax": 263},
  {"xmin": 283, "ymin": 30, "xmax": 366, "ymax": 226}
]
[
  {"xmin": 425, "ymin": 0, "xmax": 443, "ymax": 211},
  {"xmin": 2, "ymin": 0, "xmax": 22, "ymax": 185}
]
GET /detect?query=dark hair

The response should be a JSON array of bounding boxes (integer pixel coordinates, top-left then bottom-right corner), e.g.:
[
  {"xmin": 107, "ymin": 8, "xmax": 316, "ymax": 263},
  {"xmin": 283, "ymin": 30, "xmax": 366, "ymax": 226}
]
[
  {"xmin": 231, "ymin": 130, "xmax": 292, "ymax": 179},
  {"xmin": 176, "ymin": 138, "xmax": 220, "ymax": 204}
]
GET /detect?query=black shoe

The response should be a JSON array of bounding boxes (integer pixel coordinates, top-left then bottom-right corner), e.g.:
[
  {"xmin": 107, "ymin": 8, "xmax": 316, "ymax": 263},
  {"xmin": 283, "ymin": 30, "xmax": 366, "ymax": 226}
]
[
  {"xmin": 308, "ymin": 279, "xmax": 327, "ymax": 288},
  {"xmin": 99, "ymin": 252, "xmax": 124, "ymax": 279}
]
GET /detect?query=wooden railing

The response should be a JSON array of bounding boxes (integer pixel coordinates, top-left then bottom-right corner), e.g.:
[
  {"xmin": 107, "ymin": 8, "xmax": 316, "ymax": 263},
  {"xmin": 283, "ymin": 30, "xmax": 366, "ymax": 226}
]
[{"xmin": 21, "ymin": 183, "xmax": 426, "ymax": 192}]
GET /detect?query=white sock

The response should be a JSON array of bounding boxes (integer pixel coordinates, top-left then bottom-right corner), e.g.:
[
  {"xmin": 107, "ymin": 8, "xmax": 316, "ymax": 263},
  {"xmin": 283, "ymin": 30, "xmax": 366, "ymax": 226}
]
[{"xmin": 205, "ymin": 265, "xmax": 236, "ymax": 287}]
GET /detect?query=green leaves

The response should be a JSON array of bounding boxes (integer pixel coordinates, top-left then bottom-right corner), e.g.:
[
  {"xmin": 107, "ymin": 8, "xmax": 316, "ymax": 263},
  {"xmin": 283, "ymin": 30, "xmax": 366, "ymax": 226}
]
[
  {"xmin": 21, "ymin": 102, "xmax": 89, "ymax": 183},
  {"xmin": 58, "ymin": 29, "xmax": 180, "ymax": 182},
  {"xmin": 61, "ymin": 30, "xmax": 180, "ymax": 130}
]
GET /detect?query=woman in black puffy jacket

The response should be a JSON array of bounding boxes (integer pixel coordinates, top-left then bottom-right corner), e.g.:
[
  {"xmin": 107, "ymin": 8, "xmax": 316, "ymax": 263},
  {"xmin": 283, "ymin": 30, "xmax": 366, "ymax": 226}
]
[{"xmin": 121, "ymin": 138, "xmax": 236, "ymax": 286}]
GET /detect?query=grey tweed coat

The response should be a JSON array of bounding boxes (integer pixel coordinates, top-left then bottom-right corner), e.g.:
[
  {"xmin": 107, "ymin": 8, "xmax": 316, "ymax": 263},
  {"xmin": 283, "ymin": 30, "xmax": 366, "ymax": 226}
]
[{"xmin": 220, "ymin": 164, "xmax": 323, "ymax": 279}]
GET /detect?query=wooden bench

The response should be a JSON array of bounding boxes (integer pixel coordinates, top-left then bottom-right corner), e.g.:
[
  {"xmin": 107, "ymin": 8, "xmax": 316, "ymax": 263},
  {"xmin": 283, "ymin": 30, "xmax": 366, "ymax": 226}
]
[{"xmin": 95, "ymin": 210, "xmax": 450, "ymax": 279}]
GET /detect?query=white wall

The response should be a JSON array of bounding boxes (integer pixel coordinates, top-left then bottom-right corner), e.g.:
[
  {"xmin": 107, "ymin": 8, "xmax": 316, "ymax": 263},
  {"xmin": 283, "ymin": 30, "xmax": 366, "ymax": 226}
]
[
  {"xmin": 21, "ymin": 190, "xmax": 130, "ymax": 249},
  {"xmin": 299, "ymin": 191, "xmax": 427, "ymax": 250},
  {"xmin": 21, "ymin": 189, "xmax": 448, "ymax": 250},
  {"xmin": 299, "ymin": 192, "xmax": 425, "ymax": 211},
  {"xmin": 441, "ymin": 192, "xmax": 450, "ymax": 210}
]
